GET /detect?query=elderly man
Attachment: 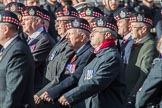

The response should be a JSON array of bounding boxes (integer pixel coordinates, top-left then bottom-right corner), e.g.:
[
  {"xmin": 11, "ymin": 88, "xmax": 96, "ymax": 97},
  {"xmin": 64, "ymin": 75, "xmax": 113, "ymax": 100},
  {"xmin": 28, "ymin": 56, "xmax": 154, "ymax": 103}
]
[
  {"xmin": 34, "ymin": 5, "xmax": 78, "ymax": 107},
  {"xmin": 4, "ymin": 2, "xmax": 28, "ymax": 42},
  {"xmin": 79, "ymin": 6, "xmax": 104, "ymax": 26},
  {"xmin": 21, "ymin": 6, "xmax": 55, "ymax": 93},
  {"xmin": 0, "ymin": 11, "xmax": 35, "ymax": 108},
  {"xmin": 42, "ymin": 17, "xmax": 126, "ymax": 108},
  {"xmin": 114, "ymin": 7, "xmax": 135, "ymax": 68},
  {"xmin": 39, "ymin": 18, "xmax": 95, "ymax": 107},
  {"xmin": 125, "ymin": 13, "xmax": 158, "ymax": 108},
  {"xmin": 135, "ymin": 36, "xmax": 162, "ymax": 108}
]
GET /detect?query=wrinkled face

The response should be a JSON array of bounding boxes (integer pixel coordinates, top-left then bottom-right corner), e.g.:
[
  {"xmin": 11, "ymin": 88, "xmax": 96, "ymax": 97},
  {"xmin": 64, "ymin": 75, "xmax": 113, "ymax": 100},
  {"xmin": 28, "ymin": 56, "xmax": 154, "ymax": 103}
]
[
  {"xmin": 90, "ymin": 28, "xmax": 105, "ymax": 48},
  {"xmin": 26, "ymin": 0, "xmax": 40, "ymax": 6},
  {"xmin": 117, "ymin": 18, "xmax": 130, "ymax": 37},
  {"xmin": 21, "ymin": 16, "xmax": 36, "ymax": 35},
  {"xmin": 55, "ymin": 16, "xmax": 73, "ymax": 37},
  {"xmin": 66, "ymin": 29, "xmax": 82, "ymax": 49},
  {"xmin": 130, "ymin": 22, "xmax": 144, "ymax": 40},
  {"xmin": 105, "ymin": 0, "xmax": 119, "ymax": 11}
]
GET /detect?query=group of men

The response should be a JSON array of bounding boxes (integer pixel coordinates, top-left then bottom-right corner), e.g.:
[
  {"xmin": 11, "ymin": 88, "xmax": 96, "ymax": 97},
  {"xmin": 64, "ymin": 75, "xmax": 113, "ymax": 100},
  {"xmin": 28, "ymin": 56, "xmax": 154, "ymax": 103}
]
[{"xmin": 0, "ymin": 0, "xmax": 162, "ymax": 108}]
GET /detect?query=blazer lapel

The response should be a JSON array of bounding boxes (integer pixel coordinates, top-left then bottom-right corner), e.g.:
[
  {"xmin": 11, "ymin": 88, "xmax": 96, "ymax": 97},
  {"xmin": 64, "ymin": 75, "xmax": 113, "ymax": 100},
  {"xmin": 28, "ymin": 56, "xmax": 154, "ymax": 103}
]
[{"xmin": 0, "ymin": 36, "xmax": 19, "ymax": 62}]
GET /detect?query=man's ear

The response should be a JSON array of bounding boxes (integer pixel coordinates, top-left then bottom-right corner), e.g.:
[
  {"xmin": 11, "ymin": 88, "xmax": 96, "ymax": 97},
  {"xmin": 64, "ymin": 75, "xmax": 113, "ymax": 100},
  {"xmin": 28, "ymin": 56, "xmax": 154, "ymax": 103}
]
[
  {"xmin": 105, "ymin": 31, "xmax": 111, "ymax": 39},
  {"xmin": 3, "ymin": 25, "xmax": 9, "ymax": 35},
  {"xmin": 35, "ymin": 17, "xmax": 42, "ymax": 24},
  {"xmin": 80, "ymin": 32, "xmax": 87, "ymax": 42},
  {"xmin": 141, "ymin": 26, "xmax": 147, "ymax": 33}
]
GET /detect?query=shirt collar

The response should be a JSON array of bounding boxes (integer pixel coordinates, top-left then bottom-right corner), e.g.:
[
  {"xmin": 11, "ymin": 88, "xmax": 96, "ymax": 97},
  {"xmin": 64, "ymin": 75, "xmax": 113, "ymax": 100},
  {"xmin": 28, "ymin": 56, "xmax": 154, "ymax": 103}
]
[
  {"xmin": 29, "ymin": 27, "xmax": 44, "ymax": 39},
  {"xmin": 123, "ymin": 32, "xmax": 131, "ymax": 40},
  {"xmin": 76, "ymin": 43, "xmax": 87, "ymax": 54},
  {"xmin": 3, "ymin": 34, "xmax": 18, "ymax": 49}
]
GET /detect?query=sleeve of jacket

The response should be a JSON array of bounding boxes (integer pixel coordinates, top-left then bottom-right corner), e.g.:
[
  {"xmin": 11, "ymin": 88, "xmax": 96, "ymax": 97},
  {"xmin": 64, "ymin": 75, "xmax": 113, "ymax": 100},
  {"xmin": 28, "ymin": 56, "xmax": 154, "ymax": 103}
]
[
  {"xmin": 3, "ymin": 50, "xmax": 31, "ymax": 108},
  {"xmin": 33, "ymin": 36, "xmax": 54, "ymax": 68},
  {"xmin": 63, "ymin": 55, "xmax": 121, "ymax": 105},
  {"xmin": 130, "ymin": 42, "xmax": 158, "ymax": 98},
  {"xmin": 47, "ymin": 51, "xmax": 95, "ymax": 101},
  {"xmin": 135, "ymin": 59, "xmax": 162, "ymax": 108}
]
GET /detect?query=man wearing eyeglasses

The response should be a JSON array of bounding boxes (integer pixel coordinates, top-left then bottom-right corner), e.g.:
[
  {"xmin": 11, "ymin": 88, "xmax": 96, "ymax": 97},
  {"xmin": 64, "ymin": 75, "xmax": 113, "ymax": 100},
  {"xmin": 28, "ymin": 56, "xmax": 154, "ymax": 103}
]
[
  {"xmin": 125, "ymin": 12, "xmax": 158, "ymax": 108},
  {"xmin": 34, "ymin": 5, "xmax": 78, "ymax": 107}
]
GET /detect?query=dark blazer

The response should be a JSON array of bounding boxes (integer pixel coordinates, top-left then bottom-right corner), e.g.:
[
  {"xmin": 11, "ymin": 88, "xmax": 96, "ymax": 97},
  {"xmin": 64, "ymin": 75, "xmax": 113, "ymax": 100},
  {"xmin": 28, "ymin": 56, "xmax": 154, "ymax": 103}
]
[
  {"xmin": 0, "ymin": 36, "xmax": 35, "ymax": 108},
  {"xmin": 136, "ymin": 58, "xmax": 162, "ymax": 108},
  {"xmin": 28, "ymin": 31, "xmax": 55, "ymax": 92},
  {"xmin": 63, "ymin": 46, "xmax": 126, "ymax": 108},
  {"xmin": 119, "ymin": 34, "xmax": 134, "ymax": 65},
  {"xmin": 47, "ymin": 42, "xmax": 95, "ymax": 101},
  {"xmin": 36, "ymin": 38, "xmax": 75, "ymax": 96}
]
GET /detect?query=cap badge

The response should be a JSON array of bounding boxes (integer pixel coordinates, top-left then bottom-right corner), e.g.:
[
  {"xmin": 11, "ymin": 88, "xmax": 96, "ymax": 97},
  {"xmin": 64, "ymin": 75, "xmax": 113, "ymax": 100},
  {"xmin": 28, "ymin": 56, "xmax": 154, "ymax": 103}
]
[
  {"xmin": 86, "ymin": 8, "xmax": 91, "ymax": 15},
  {"xmin": 10, "ymin": 4, "xmax": 16, "ymax": 12},
  {"xmin": 120, "ymin": 11, "xmax": 126, "ymax": 18},
  {"xmin": 137, "ymin": 14, "xmax": 143, "ymax": 21},
  {"xmin": 29, "ymin": 8, "xmax": 35, "ymax": 16},
  {"xmin": 97, "ymin": 18, "xmax": 104, "ymax": 26},
  {"xmin": 72, "ymin": 19, "xmax": 80, "ymax": 27}
]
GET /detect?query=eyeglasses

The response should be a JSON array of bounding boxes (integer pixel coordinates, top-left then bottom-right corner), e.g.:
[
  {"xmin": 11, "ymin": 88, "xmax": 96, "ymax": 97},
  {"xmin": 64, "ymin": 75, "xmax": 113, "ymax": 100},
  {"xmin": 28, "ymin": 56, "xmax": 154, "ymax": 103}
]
[
  {"xmin": 130, "ymin": 25, "xmax": 145, "ymax": 29},
  {"xmin": 91, "ymin": 29, "xmax": 105, "ymax": 34},
  {"xmin": 55, "ymin": 20, "xmax": 67, "ymax": 24}
]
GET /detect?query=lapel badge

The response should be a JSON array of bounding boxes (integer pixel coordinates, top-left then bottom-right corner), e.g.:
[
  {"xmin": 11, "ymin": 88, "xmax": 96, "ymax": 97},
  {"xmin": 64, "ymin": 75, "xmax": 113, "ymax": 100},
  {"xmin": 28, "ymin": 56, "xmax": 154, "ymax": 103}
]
[
  {"xmin": 137, "ymin": 14, "xmax": 143, "ymax": 22},
  {"xmin": 72, "ymin": 19, "xmax": 80, "ymax": 27},
  {"xmin": 30, "ymin": 45, "xmax": 36, "ymax": 52},
  {"xmin": 97, "ymin": 18, "xmax": 104, "ymax": 26},
  {"xmin": 29, "ymin": 8, "xmax": 35, "ymax": 16},
  {"xmin": 120, "ymin": 11, "xmax": 126, "ymax": 18},
  {"xmin": 10, "ymin": 4, "xmax": 16, "ymax": 12},
  {"xmin": 86, "ymin": 8, "xmax": 91, "ymax": 15}
]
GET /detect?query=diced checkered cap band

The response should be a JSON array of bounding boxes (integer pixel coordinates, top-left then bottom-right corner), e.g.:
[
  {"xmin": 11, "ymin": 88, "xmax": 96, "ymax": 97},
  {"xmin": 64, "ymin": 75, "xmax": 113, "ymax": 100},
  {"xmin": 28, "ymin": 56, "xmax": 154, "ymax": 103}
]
[
  {"xmin": 79, "ymin": 11, "xmax": 103, "ymax": 17},
  {"xmin": 44, "ymin": 14, "xmax": 50, "ymax": 22},
  {"xmin": 91, "ymin": 22, "xmax": 117, "ymax": 33},
  {"xmin": 5, "ymin": 7, "xmax": 24, "ymax": 12},
  {"xmin": 0, "ymin": 15, "xmax": 19, "ymax": 26},
  {"xmin": 114, "ymin": 12, "xmax": 132, "ymax": 20},
  {"xmin": 22, "ymin": 8, "xmax": 44, "ymax": 19},
  {"xmin": 55, "ymin": 11, "xmax": 78, "ymax": 17},
  {"xmin": 65, "ymin": 21, "xmax": 90, "ymax": 32},
  {"xmin": 130, "ymin": 17, "xmax": 153, "ymax": 26}
]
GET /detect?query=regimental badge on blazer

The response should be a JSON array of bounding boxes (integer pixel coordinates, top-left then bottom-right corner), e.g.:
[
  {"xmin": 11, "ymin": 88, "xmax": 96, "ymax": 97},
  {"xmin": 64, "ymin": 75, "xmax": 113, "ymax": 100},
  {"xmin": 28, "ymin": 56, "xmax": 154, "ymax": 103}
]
[
  {"xmin": 30, "ymin": 45, "xmax": 36, "ymax": 52},
  {"xmin": 84, "ymin": 70, "xmax": 94, "ymax": 80},
  {"xmin": 66, "ymin": 64, "xmax": 76, "ymax": 74},
  {"xmin": 50, "ymin": 50, "xmax": 57, "ymax": 60}
]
